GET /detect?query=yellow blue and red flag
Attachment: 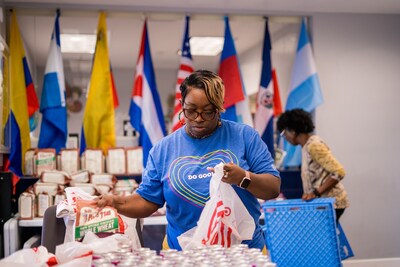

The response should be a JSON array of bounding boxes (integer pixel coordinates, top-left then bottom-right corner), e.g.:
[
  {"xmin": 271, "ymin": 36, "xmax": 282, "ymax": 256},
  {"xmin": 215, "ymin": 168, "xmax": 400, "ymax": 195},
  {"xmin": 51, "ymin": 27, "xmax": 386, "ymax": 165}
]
[{"xmin": 4, "ymin": 11, "xmax": 39, "ymax": 177}]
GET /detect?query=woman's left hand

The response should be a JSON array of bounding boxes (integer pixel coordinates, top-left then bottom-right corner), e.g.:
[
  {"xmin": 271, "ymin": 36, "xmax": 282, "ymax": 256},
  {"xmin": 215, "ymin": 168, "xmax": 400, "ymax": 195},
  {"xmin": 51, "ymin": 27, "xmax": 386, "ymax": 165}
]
[
  {"xmin": 207, "ymin": 162, "xmax": 245, "ymax": 185},
  {"xmin": 302, "ymin": 192, "xmax": 317, "ymax": 201},
  {"xmin": 221, "ymin": 162, "xmax": 245, "ymax": 185}
]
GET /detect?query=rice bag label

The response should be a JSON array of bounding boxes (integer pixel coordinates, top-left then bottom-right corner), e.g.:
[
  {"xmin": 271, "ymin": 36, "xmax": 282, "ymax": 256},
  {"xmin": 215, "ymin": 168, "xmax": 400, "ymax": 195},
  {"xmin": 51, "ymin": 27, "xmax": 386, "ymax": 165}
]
[
  {"xmin": 75, "ymin": 217, "xmax": 119, "ymax": 239},
  {"xmin": 75, "ymin": 199, "xmax": 121, "ymax": 240}
]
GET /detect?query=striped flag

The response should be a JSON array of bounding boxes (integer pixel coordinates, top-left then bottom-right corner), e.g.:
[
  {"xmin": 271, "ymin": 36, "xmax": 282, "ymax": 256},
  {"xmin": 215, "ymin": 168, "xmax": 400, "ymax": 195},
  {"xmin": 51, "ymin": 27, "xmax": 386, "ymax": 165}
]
[
  {"xmin": 16, "ymin": 14, "xmax": 40, "ymax": 132},
  {"xmin": 4, "ymin": 11, "xmax": 38, "ymax": 177},
  {"xmin": 272, "ymin": 69, "xmax": 283, "ymax": 117},
  {"xmin": 110, "ymin": 65, "xmax": 119, "ymax": 108},
  {"xmin": 219, "ymin": 16, "xmax": 253, "ymax": 127},
  {"xmin": 129, "ymin": 20, "xmax": 166, "ymax": 167},
  {"xmin": 172, "ymin": 16, "xmax": 194, "ymax": 132},
  {"xmin": 21, "ymin": 20, "xmax": 40, "ymax": 131},
  {"xmin": 80, "ymin": 12, "xmax": 116, "ymax": 154},
  {"xmin": 38, "ymin": 10, "xmax": 67, "ymax": 153},
  {"xmin": 283, "ymin": 18, "xmax": 324, "ymax": 167}
]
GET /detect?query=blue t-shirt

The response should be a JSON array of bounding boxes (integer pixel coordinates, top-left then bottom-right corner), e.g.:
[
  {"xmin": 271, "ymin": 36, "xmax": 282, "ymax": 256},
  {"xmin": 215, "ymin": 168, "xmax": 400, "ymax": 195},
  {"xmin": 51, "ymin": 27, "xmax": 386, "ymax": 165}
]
[{"xmin": 136, "ymin": 120, "xmax": 280, "ymax": 250}]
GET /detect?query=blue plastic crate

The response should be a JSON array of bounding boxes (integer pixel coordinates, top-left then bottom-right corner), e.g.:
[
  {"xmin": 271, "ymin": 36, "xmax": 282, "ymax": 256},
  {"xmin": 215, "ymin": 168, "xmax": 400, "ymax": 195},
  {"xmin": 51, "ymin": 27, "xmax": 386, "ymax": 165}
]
[
  {"xmin": 337, "ymin": 223, "xmax": 354, "ymax": 260},
  {"xmin": 262, "ymin": 198, "xmax": 341, "ymax": 267}
]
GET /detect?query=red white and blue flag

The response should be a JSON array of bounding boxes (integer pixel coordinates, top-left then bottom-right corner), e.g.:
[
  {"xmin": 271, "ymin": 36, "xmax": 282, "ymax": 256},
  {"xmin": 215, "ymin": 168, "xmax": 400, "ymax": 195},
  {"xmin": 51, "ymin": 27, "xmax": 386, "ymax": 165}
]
[
  {"xmin": 129, "ymin": 20, "xmax": 166, "ymax": 167},
  {"xmin": 172, "ymin": 16, "xmax": 194, "ymax": 132},
  {"xmin": 219, "ymin": 16, "xmax": 253, "ymax": 127},
  {"xmin": 38, "ymin": 10, "xmax": 67, "ymax": 153},
  {"xmin": 254, "ymin": 19, "xmax": 282, "ymax": 159}
]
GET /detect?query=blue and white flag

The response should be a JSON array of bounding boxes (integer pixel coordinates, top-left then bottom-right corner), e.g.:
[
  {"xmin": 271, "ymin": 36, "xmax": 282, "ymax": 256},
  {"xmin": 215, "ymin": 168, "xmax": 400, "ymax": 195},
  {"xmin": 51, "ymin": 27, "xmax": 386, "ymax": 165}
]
[
  {"xmin": 129, "ymin": 20, "xmax": 166, "ymax": 167},
  {"xmin": 283, "ymin": 18, "xmax": 324, "ymax": 167},
  {"xmin": 38, "ymin": 10, "xmax": 67, "ymax": 153}
]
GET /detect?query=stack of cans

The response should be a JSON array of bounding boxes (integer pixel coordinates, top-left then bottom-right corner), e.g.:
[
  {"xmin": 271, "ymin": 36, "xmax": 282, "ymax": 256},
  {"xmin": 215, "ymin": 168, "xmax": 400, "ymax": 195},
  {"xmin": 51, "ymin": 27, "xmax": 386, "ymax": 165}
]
[{"xmin": 92, "ymin": 240, "xmax": 276, "ymax": 267}]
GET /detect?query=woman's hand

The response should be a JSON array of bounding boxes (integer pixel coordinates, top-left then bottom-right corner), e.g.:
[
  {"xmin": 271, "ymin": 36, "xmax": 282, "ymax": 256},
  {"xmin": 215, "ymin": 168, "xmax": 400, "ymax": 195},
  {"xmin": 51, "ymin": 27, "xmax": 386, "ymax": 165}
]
[
  {"xmin": 302, "ymin": 192, "xmax": 317, "ymax": 201},
  {"xmin": 208, "ymin": 162, "xmax": 280, "ymax": 200},
  {"xmin": 221, "ymin": 162, "xmax": 245, "ymax": 185},
  {"xmin": 95, "ymin": 194, "xmax": 115, "ymax": 210},
  {"xmin": 207, "ymin": 162, "xmax": 245, "ymax": 185}
]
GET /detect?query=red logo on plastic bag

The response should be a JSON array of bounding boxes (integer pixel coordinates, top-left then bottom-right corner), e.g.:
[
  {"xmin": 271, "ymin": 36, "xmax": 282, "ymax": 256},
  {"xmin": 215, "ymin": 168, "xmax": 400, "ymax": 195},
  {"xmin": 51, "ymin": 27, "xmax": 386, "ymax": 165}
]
[{"xmin": 202, "ymin": 200, "xmax": 233, "ymax": 247}]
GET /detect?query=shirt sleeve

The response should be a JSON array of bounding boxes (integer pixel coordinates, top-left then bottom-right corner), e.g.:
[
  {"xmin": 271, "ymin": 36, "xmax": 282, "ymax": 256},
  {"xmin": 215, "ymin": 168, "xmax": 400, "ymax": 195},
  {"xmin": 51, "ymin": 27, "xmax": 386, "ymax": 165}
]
[
  {"xmin": 245, "ymin": 127, "xmax": 280, "ymax": 178},
  {"xmin": 135, "ymin": 148, "xmax": 165, "ymax": 207},
  {"xmin": 308, "ymin": 141, "xmax": 346, "ymax": 180}
]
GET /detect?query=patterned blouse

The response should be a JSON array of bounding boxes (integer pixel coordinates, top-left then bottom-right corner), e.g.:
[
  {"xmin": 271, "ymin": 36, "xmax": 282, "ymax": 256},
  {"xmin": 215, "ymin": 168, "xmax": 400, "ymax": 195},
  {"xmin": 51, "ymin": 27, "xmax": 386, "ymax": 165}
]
[{"xmin": 301, "ymin": 135, "xmax": 349, "ymax": 209}]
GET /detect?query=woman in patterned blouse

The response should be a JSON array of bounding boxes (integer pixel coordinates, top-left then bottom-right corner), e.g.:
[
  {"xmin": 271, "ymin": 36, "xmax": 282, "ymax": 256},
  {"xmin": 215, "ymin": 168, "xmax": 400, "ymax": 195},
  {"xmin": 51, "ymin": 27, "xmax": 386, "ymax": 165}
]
[{"xmin": 277, "ymin": 108, "xmax": 349, "ymax": 222}]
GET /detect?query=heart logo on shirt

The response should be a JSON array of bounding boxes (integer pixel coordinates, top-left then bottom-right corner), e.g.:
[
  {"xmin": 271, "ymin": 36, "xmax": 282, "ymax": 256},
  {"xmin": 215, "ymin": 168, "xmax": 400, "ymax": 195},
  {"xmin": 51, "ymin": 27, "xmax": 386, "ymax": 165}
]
[{"xmin": 167, "ymin": 150, "xmax": 238, "ymax": 207}]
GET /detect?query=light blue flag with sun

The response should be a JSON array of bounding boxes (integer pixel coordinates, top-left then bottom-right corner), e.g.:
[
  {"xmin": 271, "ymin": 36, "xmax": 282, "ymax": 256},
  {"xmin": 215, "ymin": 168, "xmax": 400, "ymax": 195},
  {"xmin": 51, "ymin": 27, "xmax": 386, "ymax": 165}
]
[{"xmin": 283, "ymin": 18, "xmax": 324, "ymax": 167}]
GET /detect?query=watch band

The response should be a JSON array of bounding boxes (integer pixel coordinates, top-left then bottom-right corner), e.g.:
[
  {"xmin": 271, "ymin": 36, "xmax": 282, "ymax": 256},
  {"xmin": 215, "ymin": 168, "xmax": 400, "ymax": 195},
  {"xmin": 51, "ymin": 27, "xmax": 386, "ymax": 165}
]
[{"xmin": 239, "ymin": 170, "xmax": 251, "ymax": 189}]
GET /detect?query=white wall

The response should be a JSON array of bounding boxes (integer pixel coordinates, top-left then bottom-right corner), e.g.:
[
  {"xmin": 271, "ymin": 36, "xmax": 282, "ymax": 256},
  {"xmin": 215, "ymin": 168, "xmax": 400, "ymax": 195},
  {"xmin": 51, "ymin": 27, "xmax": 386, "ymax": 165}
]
[{"xmin": 312, "ymin": 14, "xmax": 400, "ymax": 259}]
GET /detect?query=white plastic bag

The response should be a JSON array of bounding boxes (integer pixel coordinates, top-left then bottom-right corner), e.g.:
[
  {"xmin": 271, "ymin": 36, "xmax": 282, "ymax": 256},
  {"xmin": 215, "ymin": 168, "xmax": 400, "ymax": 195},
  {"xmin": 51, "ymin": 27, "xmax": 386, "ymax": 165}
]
[
  {"xmin": 55, "ymin": 232, "xmax": 132, "ymax": 266},
  {"xmin": 56, "ymin": 187, "xmax": 141, "ymax": 248},
  {"xmin": 178, "ymin": 163, "xmax": 255, "ymax": 249},
  {"xmin": 0, "ymin": 246, "xmax": 56, "ymax": 267},
  {"xmin": 56, "ymin": 187, "xmax": 96, "ymax": 243}
]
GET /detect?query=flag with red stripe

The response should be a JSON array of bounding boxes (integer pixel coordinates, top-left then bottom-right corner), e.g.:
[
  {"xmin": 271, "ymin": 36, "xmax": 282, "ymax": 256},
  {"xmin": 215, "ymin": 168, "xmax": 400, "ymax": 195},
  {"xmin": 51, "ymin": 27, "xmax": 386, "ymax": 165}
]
[
  {"xmin": 219, "ymin": 16, "xmax": 253, "ymax": 126},
  {"xmin": 5, "ymin": 11, "xmax": 35, "ymax": 178},
  {"xmin": 110, "ymin": 65, "xmax": 119, "ymax": 108},
  {"xmin": 129, "ymin": 20, "xmax": 166, "ymax": 167},
  {"xmin": 254, "ymin": 19, "xmax": 283, "ymax": 159},
  {"xmin": 172, "ymin": 16, "xmax": 194, "ymax": 132},
  {"xmin": 272, "ymin": 69, "xmax": 282, "ymax": 116},
  {"xmin": 24, "ymin": 50, "xmax": 39, "ymax": 131}
]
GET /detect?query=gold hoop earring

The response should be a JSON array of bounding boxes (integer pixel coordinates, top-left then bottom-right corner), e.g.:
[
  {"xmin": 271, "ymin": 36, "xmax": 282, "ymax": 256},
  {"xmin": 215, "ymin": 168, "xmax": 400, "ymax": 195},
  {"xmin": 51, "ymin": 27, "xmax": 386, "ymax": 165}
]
[{"xmin": 178, "ymin": 111, "xmax": 185, "ymax": 125}]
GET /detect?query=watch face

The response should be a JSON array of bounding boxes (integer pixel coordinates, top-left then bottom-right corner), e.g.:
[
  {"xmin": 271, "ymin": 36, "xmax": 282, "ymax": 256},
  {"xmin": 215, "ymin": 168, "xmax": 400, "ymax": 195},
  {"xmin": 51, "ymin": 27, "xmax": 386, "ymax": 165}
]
[{"xmin": 240, "ymin": 177, "xmax": 251, "ymax": 189}]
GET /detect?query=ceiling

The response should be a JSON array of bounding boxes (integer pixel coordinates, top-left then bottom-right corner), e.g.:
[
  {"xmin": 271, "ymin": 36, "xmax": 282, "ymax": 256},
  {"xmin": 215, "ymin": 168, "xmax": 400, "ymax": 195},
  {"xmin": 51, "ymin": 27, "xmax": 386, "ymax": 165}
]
[{"xmin": 4, "ymin": 0, "xmax": 400, "ymax": 88}]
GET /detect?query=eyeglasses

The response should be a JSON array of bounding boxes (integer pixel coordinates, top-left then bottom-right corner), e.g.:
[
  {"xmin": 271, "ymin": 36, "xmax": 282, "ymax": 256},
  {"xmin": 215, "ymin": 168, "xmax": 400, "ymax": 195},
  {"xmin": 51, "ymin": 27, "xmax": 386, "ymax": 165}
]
[{"xmin": 182, "ymin": 108, "xmax": 217, "ymax": 121}]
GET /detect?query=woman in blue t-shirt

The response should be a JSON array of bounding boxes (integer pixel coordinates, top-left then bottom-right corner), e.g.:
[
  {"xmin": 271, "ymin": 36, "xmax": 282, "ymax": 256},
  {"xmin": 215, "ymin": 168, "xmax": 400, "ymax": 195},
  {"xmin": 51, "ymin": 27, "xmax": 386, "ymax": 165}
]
[{"xmin": 96, "ymin": 70, "xmax": 281, "ymax": 250}]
